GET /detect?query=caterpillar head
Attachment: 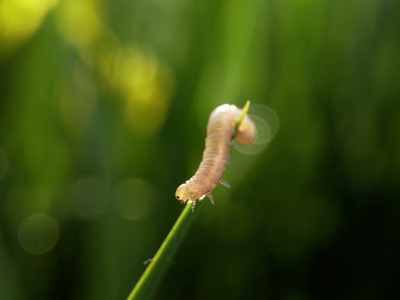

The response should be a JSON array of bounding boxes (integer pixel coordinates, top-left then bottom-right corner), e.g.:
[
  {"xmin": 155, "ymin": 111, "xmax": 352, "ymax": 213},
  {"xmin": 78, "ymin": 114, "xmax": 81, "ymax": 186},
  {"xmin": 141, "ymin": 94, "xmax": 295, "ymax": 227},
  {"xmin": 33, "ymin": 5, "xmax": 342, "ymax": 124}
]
[{"xmin": 175, "ymin": 183, "xmax": 189, "ymax": 203}]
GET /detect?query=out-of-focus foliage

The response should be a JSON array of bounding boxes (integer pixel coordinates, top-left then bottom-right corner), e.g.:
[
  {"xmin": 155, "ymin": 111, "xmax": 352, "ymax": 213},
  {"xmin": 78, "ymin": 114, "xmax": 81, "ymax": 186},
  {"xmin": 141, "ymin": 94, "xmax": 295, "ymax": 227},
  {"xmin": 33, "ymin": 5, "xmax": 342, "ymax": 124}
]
[
  {"xmin": 0, "ymin": 0, "xmax": 59, "ymax": 56},
  {"xmin": 1, "ymin": 0, "xmax": 399, "ymax": 299}
]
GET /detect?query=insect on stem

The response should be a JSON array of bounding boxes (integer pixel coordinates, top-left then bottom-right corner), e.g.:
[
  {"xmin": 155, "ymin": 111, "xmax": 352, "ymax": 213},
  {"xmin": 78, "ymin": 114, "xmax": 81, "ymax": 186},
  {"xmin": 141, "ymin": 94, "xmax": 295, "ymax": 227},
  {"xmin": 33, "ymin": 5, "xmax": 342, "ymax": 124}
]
[{"xmin": 175, "ymin": 101, "xmax": 255, "ymax": 211}]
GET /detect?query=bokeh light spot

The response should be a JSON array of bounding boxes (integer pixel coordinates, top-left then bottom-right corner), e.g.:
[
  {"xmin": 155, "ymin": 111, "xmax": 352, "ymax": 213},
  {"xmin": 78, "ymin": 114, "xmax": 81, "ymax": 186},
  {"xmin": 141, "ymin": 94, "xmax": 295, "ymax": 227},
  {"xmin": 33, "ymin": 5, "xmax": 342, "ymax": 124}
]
[
  {"xmin": 234, "ymin": 105, "xmax": 279, "ymax": 154},
  {"xmin": 18, "ymin": 214, "xmax": 60, "ymax": 255},
  {"xmin": 112, "ymin": 47, "xmax": 175, "ymax": 136},
  {"xmin": 55, "ymin": 0, "xmax": 102, "ymax": 49},
  {"xmin": 0, "ymin": 0, "xmax": 59, "ymax": 56}
]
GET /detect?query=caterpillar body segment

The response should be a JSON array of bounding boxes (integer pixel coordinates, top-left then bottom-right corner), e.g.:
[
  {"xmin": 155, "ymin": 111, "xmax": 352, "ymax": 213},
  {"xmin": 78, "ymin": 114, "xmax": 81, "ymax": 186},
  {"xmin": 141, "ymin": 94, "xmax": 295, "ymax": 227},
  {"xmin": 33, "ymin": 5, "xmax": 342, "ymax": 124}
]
[{"xmin": 175, "ymin": 103, "xmax": 256, "ymax": 211}]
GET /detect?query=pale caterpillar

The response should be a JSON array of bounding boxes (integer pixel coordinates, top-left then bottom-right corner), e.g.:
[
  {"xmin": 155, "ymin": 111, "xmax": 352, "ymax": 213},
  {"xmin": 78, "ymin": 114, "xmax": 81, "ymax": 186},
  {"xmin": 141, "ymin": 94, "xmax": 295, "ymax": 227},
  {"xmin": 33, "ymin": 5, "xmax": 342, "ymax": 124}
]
[{"xmin": 175, "ymin": 101, "xmax": 256, "ymax": 211}]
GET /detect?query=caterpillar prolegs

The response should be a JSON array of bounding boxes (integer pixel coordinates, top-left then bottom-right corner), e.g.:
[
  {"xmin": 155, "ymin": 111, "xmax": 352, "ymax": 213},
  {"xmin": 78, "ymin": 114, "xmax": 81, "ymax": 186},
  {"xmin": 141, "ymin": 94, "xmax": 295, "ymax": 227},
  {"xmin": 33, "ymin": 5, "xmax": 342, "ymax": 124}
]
[{"xmin": 175, "ymin": 102, "xmax": 256, "ymax": 211}]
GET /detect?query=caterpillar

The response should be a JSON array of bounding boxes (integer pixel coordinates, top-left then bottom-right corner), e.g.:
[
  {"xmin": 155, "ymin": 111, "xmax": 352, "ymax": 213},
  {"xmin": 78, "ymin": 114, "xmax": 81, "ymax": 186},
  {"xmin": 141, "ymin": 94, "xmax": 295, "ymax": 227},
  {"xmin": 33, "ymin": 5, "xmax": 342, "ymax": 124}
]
[{"xmin": 175, "ymin": 101, "xmax": 256, "ymax": 211}]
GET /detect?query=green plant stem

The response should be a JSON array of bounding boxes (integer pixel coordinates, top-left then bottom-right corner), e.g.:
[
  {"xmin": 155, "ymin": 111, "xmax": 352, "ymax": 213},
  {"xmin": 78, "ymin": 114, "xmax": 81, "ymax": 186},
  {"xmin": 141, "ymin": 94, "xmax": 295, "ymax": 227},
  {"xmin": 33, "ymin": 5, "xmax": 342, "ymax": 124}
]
[
  {"xmin": 127, "ymin": 202, "xmax": 195, "ymax": 300},
  {"xmin": 234, "ymin": 100, "xmax": 250, "ymax": 133},
  {"xmin": 127, "ymin": 101, "xmax": 251, "ymax": 300}
]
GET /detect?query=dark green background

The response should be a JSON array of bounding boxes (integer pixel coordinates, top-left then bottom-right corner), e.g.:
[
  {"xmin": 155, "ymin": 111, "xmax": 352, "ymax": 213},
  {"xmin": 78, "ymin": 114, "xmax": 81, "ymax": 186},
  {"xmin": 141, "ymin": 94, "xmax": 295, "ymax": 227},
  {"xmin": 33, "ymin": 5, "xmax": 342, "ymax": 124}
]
[{"xmin": 1, "ymin": 0, "xmax": 399, "ymax": 299}]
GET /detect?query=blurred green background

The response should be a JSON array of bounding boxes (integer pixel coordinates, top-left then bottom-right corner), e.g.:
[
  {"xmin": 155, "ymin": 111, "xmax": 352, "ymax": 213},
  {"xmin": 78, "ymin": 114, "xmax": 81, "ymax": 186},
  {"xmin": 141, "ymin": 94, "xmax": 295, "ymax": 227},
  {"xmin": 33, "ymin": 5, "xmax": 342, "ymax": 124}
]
[{"xmin": 1, "ymin": 0, "xmax": 399, "ymax": 299}]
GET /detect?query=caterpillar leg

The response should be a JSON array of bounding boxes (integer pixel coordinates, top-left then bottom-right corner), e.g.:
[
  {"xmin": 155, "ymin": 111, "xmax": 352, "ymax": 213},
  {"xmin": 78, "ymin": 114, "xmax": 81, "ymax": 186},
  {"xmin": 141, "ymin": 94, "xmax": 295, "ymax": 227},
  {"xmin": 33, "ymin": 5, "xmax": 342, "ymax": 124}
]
[
  {"xmin": 206, "ymin": 193, "xmax": 214, "ymax": 205},
  {"xmin": 191, "ymin": 195, "xmax": 206, "ymax": 212},
  {"xmin": 219, "ymin": 179, "xmax": 231, "ymax": 188},
  {"xmin": 191, "ymin": 201, "xmax": 196, "ymax": 212}
]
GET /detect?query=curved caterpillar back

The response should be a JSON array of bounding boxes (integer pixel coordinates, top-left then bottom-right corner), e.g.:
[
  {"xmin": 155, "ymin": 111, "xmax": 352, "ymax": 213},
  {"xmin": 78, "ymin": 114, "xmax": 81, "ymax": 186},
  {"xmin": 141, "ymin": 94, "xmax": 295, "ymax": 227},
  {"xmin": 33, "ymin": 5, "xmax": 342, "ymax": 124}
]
[{"xmin": 175, "ymin": 102, "xmax": 256, "ymax": 211}]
